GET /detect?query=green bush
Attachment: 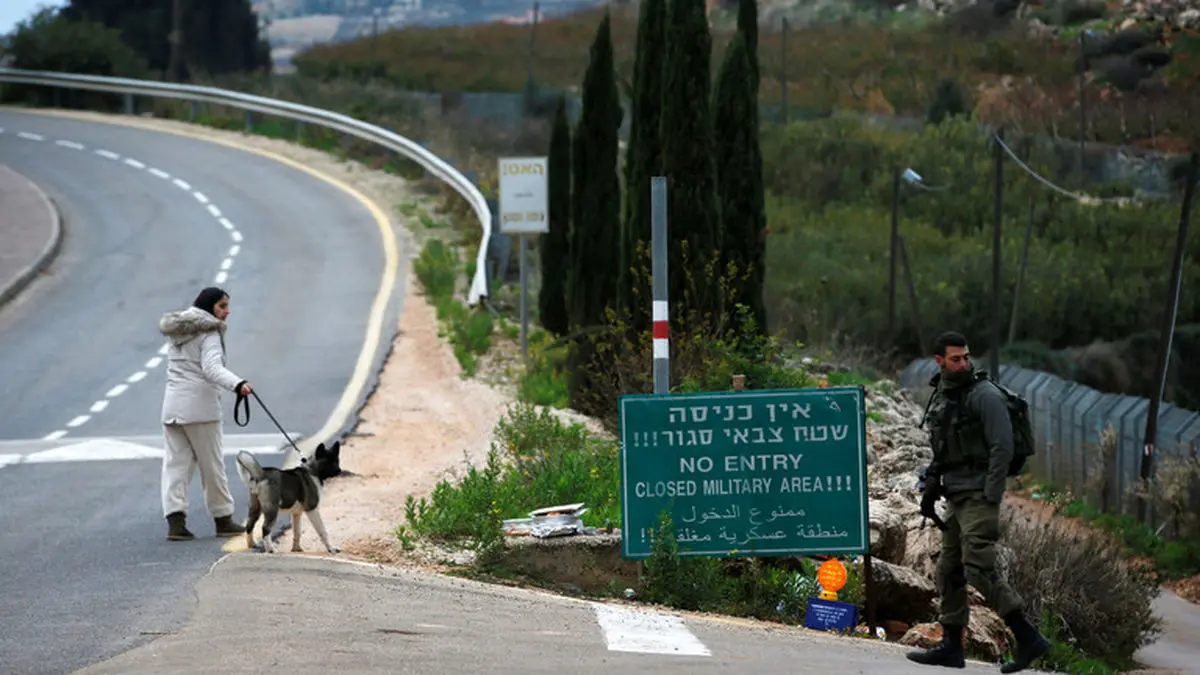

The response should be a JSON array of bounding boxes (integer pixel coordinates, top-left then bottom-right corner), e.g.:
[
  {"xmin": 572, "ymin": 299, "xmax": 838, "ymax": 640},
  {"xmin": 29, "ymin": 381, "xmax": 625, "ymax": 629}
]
[
  {"xmin": 518, "ymin": 332, "xmax": 571, "ymax": 408},
  {"xmin": 414, "ymin": 239, "xmax": 459, "ymax": 305},
  {"xmin": 401, "ymin": 402, "xmax": 622, "ymax": 543}
]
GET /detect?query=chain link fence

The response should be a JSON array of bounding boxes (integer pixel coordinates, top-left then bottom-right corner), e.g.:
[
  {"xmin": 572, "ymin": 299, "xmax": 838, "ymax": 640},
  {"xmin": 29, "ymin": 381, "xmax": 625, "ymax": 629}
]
[{"xmin": 898, "ymin": 358, "xmax": 1200, "ymax": 533}]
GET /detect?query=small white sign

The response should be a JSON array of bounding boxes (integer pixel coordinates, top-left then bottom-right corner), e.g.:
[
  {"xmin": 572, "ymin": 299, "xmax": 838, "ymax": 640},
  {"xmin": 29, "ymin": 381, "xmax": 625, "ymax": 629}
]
[{"xmin": 498, "ymin": 156, "xmax": 549, "ymax": 235}]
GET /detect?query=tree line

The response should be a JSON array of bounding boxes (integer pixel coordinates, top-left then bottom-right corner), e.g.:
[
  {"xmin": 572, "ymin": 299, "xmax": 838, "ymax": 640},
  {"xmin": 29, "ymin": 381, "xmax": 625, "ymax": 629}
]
[{"xmin": 537, "ymin": 0, "xmax": 768, "ymax": 411}]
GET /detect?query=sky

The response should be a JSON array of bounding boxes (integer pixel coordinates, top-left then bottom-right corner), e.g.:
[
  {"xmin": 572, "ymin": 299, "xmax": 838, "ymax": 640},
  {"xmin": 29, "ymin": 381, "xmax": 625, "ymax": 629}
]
[{"xmin": 1, "ymin": 0, "xmax": 65, "ymax": 37}]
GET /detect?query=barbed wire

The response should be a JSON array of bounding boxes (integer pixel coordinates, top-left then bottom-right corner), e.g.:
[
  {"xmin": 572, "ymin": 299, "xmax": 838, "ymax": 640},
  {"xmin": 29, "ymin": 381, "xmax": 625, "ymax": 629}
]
[{"xmin": 991, "ymin": 133, "xmax": 1138, "ymax": 206}]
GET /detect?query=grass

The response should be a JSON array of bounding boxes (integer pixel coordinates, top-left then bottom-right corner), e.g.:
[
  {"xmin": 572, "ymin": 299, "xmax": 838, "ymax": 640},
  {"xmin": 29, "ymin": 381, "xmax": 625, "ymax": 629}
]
[
  {"xmin": 293, "ymin": 5, "xmax": 1200, "ymax": 146},
  {"xmin": 413, "ymin": 238, "xmax": 495, "ymax": 377}
]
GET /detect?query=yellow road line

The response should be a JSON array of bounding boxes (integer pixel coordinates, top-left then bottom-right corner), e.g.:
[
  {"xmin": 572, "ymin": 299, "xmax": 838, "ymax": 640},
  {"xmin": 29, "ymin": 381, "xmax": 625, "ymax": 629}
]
[{"xmin": 7, "ymin": 108, "xmax": 401, "ymax": 459}]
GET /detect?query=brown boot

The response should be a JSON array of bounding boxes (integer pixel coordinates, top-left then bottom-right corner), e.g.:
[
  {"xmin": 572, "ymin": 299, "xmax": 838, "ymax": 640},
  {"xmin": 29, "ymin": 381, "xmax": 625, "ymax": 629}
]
[
  {"xmin": 166, "ymin": 512, "xmax": 195, "ymax": 541},
  {"xmin": 214, "ymin": 515, "xmax": 245, "ymax": 538}
]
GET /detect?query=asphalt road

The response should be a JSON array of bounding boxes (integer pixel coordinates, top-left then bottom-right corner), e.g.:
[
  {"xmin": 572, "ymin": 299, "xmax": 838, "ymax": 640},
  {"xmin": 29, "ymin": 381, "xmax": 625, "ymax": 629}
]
[
  {"xmin": 0, "ymin": 109, "xmax": 386, "ymax": 440},
  {"xmin": 75, "ymin": 554, "xmax": 1026, "ymax": 675},
  {"xmin": 0, "ymin": 110, "xmax": 396, "ymax": 675}
]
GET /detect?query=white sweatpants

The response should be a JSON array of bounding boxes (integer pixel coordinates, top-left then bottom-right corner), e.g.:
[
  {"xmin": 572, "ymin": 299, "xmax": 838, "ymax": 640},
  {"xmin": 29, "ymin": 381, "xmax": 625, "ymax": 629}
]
[{"xmin": 161, "ymin": 421, "xmax": 235, "ymax": 519}]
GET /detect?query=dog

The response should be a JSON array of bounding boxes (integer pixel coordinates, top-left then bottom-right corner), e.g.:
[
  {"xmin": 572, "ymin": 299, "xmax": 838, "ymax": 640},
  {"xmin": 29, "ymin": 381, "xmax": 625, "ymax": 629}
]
[{"xmin": 235, "ymin": 441, "xmax": 342, "ymax": 554}]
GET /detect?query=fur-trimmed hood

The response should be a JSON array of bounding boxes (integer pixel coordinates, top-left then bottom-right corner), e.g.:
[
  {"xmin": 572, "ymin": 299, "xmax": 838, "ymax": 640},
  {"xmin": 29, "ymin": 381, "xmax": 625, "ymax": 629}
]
[{"xmin": 159, "ymin": 306, "xmax": 227, "ymax": 346}]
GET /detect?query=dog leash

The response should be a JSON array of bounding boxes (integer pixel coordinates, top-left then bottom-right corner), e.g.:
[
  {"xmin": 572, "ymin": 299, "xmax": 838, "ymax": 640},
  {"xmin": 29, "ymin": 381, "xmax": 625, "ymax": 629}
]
[{"xmin": 233, "ymin": 388, "xmax": 303, "ymax": 456}]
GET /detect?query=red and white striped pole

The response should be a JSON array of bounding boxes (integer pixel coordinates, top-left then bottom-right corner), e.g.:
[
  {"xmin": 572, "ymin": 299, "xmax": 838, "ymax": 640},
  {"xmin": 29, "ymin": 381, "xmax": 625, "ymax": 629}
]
[{"xmin": 650, "ymin": 177, "xmax": 669, "ymax": 394}]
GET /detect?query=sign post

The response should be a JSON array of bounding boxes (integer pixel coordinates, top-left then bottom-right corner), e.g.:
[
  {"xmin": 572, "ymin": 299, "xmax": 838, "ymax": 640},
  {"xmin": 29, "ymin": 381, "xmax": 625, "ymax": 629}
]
[
  {"xmin": 498, "ymin": 156, "xmax": 549, "ymax": 360},
  {"xmin": 618, "ymin": 386, "xmax": 869, "ymax": 559}
]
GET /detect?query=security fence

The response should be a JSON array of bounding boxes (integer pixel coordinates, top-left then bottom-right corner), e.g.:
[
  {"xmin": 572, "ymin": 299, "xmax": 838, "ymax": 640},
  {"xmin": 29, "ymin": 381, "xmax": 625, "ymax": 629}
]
[{"xmin": 898, "ymin": 358, "xmax": 1200, "ymax": 533}]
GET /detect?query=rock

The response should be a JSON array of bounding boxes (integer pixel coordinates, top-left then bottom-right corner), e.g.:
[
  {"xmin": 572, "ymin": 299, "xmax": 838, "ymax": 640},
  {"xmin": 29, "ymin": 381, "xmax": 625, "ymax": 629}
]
[
  {"xmin": 882, "ymin": 619, "xmax": 912, "ymax": 640},
  {"xmin": 871, "ymin": 559, "xmax": 939, "ymax": 623},
  {"xmin": 899, "ymin": 605, "xmax": 1013, "ymax": 662},
  {"xmin": 902, "ymin": 523, "xmax": 944, "ymax": 579},
  {"xmin": 868, "ymin": 499, "xmax": 908, "ymax": 564}
]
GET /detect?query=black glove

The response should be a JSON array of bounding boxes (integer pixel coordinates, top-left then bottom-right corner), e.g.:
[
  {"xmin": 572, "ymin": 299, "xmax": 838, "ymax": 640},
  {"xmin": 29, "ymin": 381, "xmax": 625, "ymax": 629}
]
[{"xmin": 919, "ymin": 473, "xmax": 948, "ymax": 532}]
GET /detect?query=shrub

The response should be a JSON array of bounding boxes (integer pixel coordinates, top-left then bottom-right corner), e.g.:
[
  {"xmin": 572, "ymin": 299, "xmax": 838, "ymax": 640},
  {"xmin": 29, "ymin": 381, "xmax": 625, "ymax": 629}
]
[
  {"xmin": 401, "ymin": 402, "xmax": 621, "ymax": 546},
  {"xmin": 999, "ymin": 508, "xmax": 1163, "ymax": 668}
]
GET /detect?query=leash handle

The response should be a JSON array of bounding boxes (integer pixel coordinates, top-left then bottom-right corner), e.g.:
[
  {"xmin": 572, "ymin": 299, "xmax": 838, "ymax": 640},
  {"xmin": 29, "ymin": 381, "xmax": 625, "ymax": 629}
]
[{"xmin": 233, "ymin": 388, "xmax": 303, "ymax": 456}]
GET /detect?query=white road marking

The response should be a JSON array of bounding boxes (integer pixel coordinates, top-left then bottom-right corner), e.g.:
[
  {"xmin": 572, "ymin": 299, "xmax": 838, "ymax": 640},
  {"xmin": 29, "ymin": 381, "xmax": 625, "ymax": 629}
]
[
  {"xmin": 89, "ymin": 401, "xmax": 109, "ymax": 413},
  {"xmin": 18, "ymin": 132, "xmax": 44, "ymax": 141},
  {"xmin": 42, "ymin": 430, "xmax": 68, "ymax": 442},
  {"xmin": 220, "ymin": 258, "xmax": 233, "ymax": 271},
  {"xmin": 219, "ymin": 217, "xmax": 235, "ymax": 230},
  {"xmin": 0, "ymin": 454, "xmax": 23, "ymax": 468},
  {"xmin": 193, "ymin": 191, "xmax": 209, "ymax": 204},
  {"xmin": 231, "ymin": 231, "xmax": 243, "ymax": 242},
  {"xmin": 173, "ymin": 178, "xmax": 191, "ymax": 190},
  {"xmin": 592, "ymin": 604, "xmax": 711, "ymax": 657},
  {"xmin": 56, "ymin": 140, "xmax": 85, "ymax": 150},
  {"xmin": 126, "ymin": 371, "xmax": 147, "ymax": 384},
  {"xmin": 145, "ymin": 357, "xmax": 162, "ymax": 369},
  {"xmin": 149, "ymin": 168, "xmax": 170, "ymax": 179},
  {"xmin": 229, "ymin": 245, "xmax": 240, "ymax": 256},
  {"xmin": 66, "ymin": 415, "xmax": 91, "ymax": 428},
  {"xmin": 207, "ymin": 204, "xmax": 222, "ymax": 218},
  {"xmin": 96, "ymin": 149, "xmax": 120, "ymax": 160},
  {"xmin": 124, "ymin": 158, "xmax": 146, "ymax": 169},
  {"xmin": 214, "ymin": 271, "xmax": 228, "ymax": 284},
  {"xmin": 106, "ymin": 384, "xmax": 129, "ymax": 398},
  {"xmin": 158, "ymin": 344, "xmax": 169, "ymax": 355}
]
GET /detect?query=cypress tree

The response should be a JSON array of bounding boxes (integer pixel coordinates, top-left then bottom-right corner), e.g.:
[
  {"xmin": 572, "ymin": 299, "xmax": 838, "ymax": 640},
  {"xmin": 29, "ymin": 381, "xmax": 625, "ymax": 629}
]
[
  {"xmin": 538, "ymin": 94, "xmax": 571, "ymax": 338},
  {"xmin": 618, "ymin": 0, "xmax": 667, "ymax": 332},
  {"xmin": 660, "ymin": 0, "xmax": 722, "ymax": 325},
  {"xmin": 566, "ymin": 11, "xmax": 623, "ymax": 408},
  {"xmin": 736, "ymin": 0, "xmax": 759, "ymax": 92},
  {"xmin": 713, "ymin": 31, "xmax": 768, "ymax": 334}
]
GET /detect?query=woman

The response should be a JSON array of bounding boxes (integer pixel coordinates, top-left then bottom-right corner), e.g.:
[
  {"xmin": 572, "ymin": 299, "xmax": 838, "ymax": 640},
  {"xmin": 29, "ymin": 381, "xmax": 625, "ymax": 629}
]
[{"xmin": 157, "ymin": 286, "xmax": 253, "ymax": 541}]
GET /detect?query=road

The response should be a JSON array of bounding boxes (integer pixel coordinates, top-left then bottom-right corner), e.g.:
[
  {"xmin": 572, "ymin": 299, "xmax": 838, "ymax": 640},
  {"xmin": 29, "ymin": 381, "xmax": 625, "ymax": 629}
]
[
  {"xmin": 0, "ymin": 109, "xmax": 401, "ymax": 675},
  {"xmin": 75, "ymin": 553, "xmax": 1027, "ymax": 675}
]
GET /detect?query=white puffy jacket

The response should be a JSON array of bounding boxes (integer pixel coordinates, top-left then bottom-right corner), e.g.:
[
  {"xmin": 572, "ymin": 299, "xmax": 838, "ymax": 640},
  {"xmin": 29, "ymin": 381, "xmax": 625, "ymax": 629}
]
[{"xmin": 158, "ymin": 306, "xmax": 244, "ymax": 425}]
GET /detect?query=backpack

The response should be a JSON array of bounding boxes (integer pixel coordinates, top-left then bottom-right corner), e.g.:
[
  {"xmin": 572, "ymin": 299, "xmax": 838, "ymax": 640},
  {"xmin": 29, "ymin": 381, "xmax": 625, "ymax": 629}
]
[{"xmin": 922, "ymin": 372, "xmax": 1036, "ymax": 477}]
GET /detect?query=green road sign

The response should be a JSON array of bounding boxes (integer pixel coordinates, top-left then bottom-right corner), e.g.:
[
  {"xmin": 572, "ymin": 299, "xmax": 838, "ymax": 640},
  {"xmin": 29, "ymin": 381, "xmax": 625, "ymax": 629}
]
[{"xmin": 619, "ymin": 386, "xmax": 869, "ymax": 559}]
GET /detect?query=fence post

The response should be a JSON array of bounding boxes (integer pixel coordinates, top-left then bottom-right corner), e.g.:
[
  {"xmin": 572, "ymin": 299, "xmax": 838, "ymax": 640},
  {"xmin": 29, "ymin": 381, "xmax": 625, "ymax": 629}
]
[{"xmin": 990, "ymin": 129, "xmax": 1004, "ymax": 379}]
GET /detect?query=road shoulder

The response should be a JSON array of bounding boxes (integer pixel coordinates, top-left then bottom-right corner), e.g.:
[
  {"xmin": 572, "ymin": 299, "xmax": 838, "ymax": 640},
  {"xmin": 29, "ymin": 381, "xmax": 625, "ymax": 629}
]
[{"xmin": 0, "ymin": 162, "xmax": 63, "ymax": 309}]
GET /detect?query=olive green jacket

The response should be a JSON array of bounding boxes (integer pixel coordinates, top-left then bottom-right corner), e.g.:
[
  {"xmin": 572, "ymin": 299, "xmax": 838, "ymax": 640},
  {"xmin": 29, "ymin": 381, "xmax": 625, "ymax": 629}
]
[{"xmin": 923, "ymin": 369, "xmax": 1014, "ymax": 504}]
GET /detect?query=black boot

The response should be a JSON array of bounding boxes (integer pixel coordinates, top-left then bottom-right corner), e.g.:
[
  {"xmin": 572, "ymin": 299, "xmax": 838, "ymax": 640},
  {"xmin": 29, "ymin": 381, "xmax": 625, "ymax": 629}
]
[
  {"xmin": 1001, "ymin": 611, "xmax": 1051, "ymax": 673},
  {"xmin": 166, "ymin": 512, "xmax": 194, "ymax": 541},
  {"xmin": 213, "ymin": 515, "xmax": 245, "ymax": 538},
  {"xmin": 906, "ymin": 623, "xmax": 966, "ymax": 668}
]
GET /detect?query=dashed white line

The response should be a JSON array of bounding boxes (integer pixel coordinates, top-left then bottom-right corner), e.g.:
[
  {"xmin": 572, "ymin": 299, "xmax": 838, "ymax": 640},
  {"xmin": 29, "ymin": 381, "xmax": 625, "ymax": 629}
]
[
  {"xmin": 96, "ymin": 149, "xmax": 121, "ymax": 160},
  {"xmin": 231, "ymin": 231, "xmax": 243, "ymax": 243},
  {"xmin": 18, "ymin": 131, "xmax": 44, "ymax": 141},
  {"xmin": 126, "ymin": 371, "xmax": 147, "ymax": 384},
  {"xmin": 90, "ymin": 400, "xmax": 109, "ymax": 413},
  {"xmin": 66, "ymin": 415, "xmax": 91, "ymax": 428},
  {"xmin": 592, "ymin": 603, "xmax": 711, "ymax": 656},
  {"xmin": 56, "ymin": 140, "xmax": 85, "ymax": 150},
  {"xmin": 158, "ymin": 344, "xmax": 169, "ymax": 356},
  {"xmin": 193, "ymin": 191, "xmax": 209, "ymax": 204},
  {"xmin": 220, "ymin": 258, "xmax": 233, "ymax": 271},
  {"xmin": 124, "ymin": 158, "xmax": 146, "ymax": 169},
  {"xmin": 42, "ymin": 430, "xmax": 68, "ymax": 441},
  {"xmin": 229, "ymin": 245, "xmax": 241, "ymax": 256},
  {"xmin": 145, "ymin": 357, "xmax": 162, "ymax": 369},
  {"xmin": 215, "ymin": 271, "xmax": 228, "ymax": 284},
  {"xmin": 219, "ymin": 217, "xmax": 235, "ymax": 230},
  {"xmin": 106, "ymin": 384, "xmax": 129, "ymax": 398},
  {"xmin": 173, "ymin": 178, "xmax": 191, "ymax": 190},
  {"xmin": 207, "ymin": 204, "xmax": 222, "ymax": 218},
  {"xmin": 149, "ymin": 168, "xmax": 170, "ymax": 179}
]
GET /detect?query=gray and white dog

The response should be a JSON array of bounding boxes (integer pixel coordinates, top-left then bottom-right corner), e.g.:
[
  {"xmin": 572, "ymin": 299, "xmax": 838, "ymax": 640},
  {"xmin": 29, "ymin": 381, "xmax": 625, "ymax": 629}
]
[{"xmin": 235, "ymin": 441, "xmax": 342, "ymax": 554}]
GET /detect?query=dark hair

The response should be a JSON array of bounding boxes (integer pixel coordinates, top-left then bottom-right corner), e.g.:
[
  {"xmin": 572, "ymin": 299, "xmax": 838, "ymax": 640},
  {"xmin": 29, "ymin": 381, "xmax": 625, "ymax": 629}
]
[
  {"xmin": 192, "ymin": 286, "xmax": 229, "ymax": 317},
  {"xmin": 933, "ymin": 330, "xmax": 968, "ymax": 356}
]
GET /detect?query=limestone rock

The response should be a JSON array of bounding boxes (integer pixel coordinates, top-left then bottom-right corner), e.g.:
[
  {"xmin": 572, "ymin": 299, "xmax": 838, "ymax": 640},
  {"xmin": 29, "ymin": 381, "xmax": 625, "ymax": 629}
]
[
  {"xmin": 871, "ymin": 559, "xmax": 939, "ymax": 623},
  {"xmin": 899, "ymin": 604, "xmax": 1013, "ymax": 662}
]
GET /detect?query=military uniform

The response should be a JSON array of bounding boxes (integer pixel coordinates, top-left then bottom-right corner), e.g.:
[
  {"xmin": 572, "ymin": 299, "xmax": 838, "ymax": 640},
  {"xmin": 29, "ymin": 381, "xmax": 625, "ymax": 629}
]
[{"xmin": 907, "ymin": 367, "xmax": 1050, "ymax": 673}]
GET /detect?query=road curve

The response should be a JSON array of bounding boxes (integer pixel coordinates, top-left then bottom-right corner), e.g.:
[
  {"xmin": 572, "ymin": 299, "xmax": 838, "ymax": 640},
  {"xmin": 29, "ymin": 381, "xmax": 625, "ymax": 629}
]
[
  {"xmin": 0, "ymin": 109, "xmax": 394, "ymax": 440},
  {"xmin": 0, "ymin": 109, "xmax": 403, "ymax": 675}
]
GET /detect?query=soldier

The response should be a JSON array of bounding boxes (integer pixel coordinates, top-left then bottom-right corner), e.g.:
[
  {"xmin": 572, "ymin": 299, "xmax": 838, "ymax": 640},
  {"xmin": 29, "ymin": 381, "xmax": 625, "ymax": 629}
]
[{"xmin": 907, "ymin": 331, "xmax": 1050, "ymax": 673}]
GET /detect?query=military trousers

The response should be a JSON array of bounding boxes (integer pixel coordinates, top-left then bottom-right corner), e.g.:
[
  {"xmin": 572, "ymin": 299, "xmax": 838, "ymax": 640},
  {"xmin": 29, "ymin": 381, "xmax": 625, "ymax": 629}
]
[{"xmin": 936, "ymin": 490, "xmax": 1024, "ymax": 627}]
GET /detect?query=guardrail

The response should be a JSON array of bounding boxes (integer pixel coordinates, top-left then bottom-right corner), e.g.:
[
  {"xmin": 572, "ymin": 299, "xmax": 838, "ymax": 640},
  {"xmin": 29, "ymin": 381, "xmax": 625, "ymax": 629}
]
[
  {"xmin": 897, "ymin": 357, "xmax": 1200, "ymax": 533},
  {"xmin": 0, "ymin": 67, "xmax": 491, "ymax": 306}
]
